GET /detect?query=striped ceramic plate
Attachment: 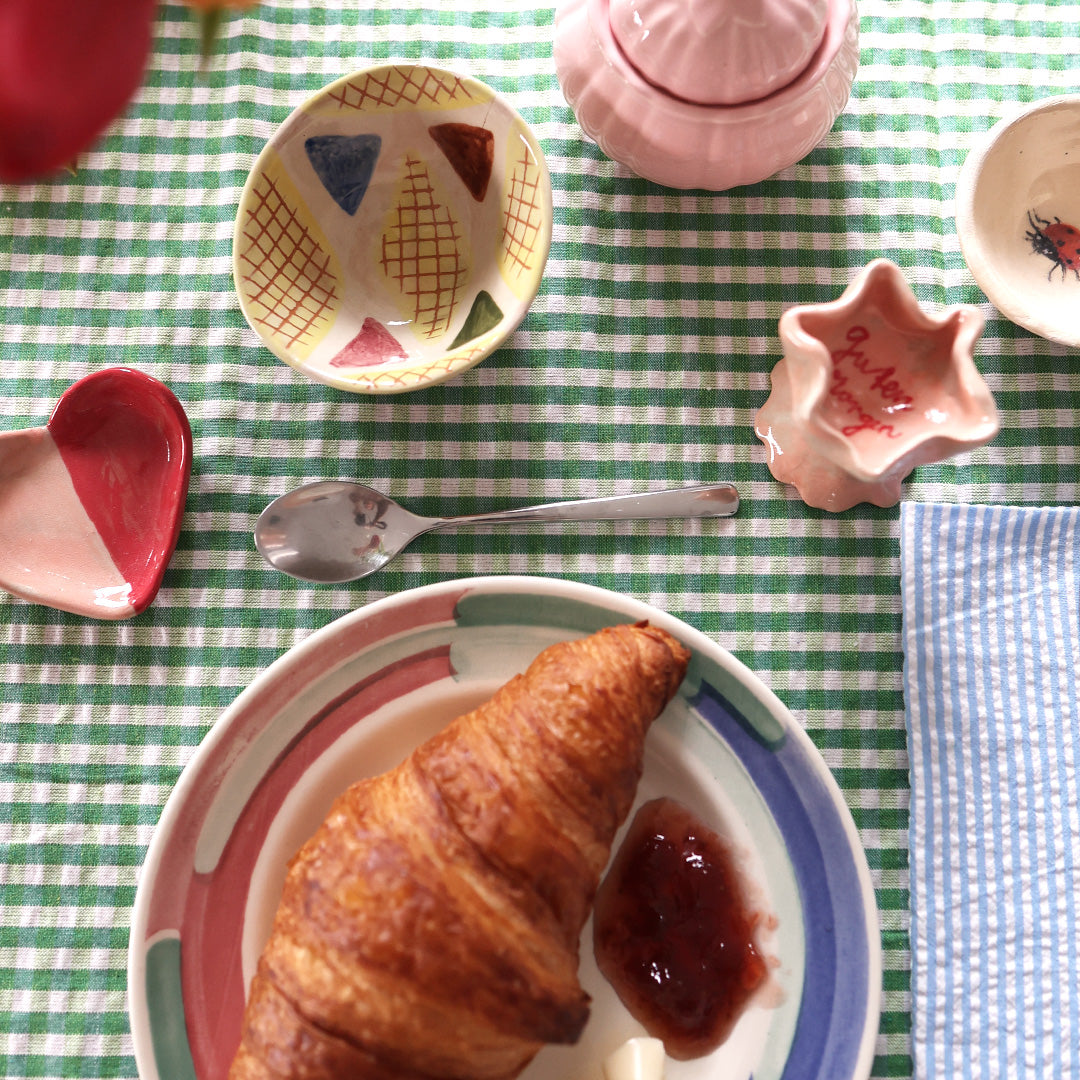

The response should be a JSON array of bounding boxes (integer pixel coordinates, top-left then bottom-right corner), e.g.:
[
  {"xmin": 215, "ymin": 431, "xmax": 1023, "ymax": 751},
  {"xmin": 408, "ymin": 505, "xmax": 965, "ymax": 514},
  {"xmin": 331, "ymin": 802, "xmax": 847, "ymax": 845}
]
[{"xmin": 128, "ymin": 576, "xmax": 880, "ymax": 1080}]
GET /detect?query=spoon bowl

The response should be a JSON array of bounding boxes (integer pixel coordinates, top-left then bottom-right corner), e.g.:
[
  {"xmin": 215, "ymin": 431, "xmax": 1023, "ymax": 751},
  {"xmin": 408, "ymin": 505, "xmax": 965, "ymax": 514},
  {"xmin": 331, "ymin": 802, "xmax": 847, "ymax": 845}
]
[{"xmin": 255, "ymin": 481, "xmax": 740, "ymax": 583}]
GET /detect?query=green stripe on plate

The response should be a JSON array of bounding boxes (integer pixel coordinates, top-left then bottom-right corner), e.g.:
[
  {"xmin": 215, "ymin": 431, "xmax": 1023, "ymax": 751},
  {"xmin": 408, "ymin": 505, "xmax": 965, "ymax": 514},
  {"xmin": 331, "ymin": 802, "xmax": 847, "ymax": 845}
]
[{"xmin": 145, "ymin": 937, "xmax": 197, "ymax": 1080}]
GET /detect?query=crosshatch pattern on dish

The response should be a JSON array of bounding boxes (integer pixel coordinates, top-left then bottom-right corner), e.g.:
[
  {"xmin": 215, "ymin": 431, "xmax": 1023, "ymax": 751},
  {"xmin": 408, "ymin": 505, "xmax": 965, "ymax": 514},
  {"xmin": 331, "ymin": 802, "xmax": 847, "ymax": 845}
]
[
  {"xmin": 325, "ymin": 65, "xmax": 483, "ymax": 112},
  {"xmin": 236, "ymin": 169, "xmax": 342, "ymax": 353},
  {"xmin": 231, "ymin": 62, "xmax": 552, "ymax": 392},
  {"xmin": 380, "ymin": 154, "xmax": 470, "ymax": 339}
]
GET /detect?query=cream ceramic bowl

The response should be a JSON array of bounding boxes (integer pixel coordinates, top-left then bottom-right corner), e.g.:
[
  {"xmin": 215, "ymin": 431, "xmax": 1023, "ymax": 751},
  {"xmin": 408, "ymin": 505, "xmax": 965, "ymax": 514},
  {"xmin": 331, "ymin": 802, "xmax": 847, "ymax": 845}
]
[
  {"xmin": 233, "ymin": 64, "xmax": 553, "ymax": 393},
  {"xmin": 554, "ymin": 0, "xmax": 859, "ymax": 191},
  {"xmin": 956, "ymin": 94, "xmax": 1080, "ymax": 349}
]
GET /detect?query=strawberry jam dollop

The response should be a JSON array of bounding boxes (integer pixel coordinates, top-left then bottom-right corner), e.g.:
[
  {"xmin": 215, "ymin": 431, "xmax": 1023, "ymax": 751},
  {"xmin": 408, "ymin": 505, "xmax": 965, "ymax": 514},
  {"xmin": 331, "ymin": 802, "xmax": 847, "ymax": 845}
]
[{"xmin": 593, "ymin": 797, "xmax": 768, "ymax": 1060}]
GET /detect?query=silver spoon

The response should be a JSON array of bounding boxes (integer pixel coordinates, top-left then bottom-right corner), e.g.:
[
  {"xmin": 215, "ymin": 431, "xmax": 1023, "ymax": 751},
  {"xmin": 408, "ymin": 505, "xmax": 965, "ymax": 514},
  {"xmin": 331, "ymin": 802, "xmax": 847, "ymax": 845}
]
[{"xmin": 254, "ymin": 480, "xmax": 740, "ymax": 583}]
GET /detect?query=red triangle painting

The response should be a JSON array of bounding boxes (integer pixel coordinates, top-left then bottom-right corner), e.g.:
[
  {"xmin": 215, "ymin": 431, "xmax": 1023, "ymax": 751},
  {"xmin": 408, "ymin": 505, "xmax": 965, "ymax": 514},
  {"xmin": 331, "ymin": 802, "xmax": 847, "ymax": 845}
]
[
  {"xmin": 428, "ymin": 123, "xmax": 494, "ymax": 202},
  {"xmin": 329, "ymin": 317, "xmax": 410, "ymax": 368}
]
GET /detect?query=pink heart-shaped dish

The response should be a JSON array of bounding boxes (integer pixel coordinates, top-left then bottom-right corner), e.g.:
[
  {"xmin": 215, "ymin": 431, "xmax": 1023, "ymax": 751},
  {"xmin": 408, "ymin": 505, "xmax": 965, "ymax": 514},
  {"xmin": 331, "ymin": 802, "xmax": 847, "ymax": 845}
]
[{"xmin": 0, "ymin": 368, "xmax": 192, "ymax": 620}]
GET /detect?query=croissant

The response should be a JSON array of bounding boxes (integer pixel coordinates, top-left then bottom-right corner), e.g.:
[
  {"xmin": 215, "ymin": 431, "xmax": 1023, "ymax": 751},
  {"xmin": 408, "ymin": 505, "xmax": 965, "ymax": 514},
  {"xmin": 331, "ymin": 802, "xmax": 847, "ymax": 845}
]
[{"xmin": 227, "ymin": 621, "xmax": 690, "ymax": 1080}]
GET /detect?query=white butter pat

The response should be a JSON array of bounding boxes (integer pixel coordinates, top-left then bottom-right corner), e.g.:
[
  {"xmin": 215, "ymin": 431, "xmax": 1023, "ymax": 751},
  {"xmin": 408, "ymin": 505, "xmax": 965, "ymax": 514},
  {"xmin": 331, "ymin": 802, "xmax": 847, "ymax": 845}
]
[{"xmin": 602, "ymin": 1037, "xmax": 666, "ymax": 1080}]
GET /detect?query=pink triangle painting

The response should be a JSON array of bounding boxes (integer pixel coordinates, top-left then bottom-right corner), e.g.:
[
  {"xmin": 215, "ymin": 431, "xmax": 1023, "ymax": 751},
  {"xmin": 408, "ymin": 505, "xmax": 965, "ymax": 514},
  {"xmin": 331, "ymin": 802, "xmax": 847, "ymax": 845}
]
[{"xmin": 330, "ymin": 317, "xmax": 411, "ymax": 368}]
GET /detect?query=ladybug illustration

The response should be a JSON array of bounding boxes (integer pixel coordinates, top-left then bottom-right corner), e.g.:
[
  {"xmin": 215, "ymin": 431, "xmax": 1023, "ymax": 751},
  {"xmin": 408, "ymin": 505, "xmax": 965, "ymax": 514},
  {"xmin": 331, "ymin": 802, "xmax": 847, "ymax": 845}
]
[{"xmin": 1025, "ymin": 210, "xmax": 1080, "ymax": 281}]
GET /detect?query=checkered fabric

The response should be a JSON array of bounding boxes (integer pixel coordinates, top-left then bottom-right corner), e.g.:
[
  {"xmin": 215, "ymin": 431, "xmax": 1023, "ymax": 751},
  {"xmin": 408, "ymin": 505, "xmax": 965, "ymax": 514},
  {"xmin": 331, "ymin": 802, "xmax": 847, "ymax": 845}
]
[{"xmin": 2, "ymin": 1, "xmax": 1079, "ymax": 1076}]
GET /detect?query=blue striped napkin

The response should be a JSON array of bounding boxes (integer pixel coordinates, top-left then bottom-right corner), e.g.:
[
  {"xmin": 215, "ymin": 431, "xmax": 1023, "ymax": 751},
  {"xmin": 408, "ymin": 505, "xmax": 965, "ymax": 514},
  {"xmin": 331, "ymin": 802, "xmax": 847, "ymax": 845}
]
[{"xmin": 900, "ymin": 502, "xmax": 1080, "ymax": 1080}]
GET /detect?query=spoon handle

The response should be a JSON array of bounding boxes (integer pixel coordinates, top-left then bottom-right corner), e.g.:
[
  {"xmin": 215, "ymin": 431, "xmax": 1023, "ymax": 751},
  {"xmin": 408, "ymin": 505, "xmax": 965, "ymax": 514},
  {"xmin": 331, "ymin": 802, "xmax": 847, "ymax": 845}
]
[{"xmin": 433, "ymin": 483, "xmax": 739, "ymax": 529}]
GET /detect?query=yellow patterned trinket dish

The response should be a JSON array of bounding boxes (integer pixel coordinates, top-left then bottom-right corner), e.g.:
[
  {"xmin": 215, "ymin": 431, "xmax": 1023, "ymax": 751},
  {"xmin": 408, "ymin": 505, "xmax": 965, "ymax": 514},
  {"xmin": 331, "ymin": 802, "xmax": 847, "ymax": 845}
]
[{"xmin": 233, "ymin": 64, "xmax": 553, "ymax": 394}]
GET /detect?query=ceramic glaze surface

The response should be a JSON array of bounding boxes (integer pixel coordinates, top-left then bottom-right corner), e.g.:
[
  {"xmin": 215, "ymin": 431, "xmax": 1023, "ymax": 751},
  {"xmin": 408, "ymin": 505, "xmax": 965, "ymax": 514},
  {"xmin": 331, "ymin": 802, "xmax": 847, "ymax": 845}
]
[
  {"xmin": 0, "ymin": 368, "xmax": 192, "ymax": 618},
  {"xmin": 608, "ymin": 0, "xmax": 829, "ymax": 106},
  {"xmin": 232, "ymin": 64, "xmax": 553, "ymax": 394},
  {"xmin": 128, "ymin": 578, "xmax": 880, "ymax": 1080},
  {"xmin": 554, "ymin": 0, "xmax": 858, "ymax": 191},
  {"xmin": 755, "ymin": 260, "xmax": 999, "ymax": 512},
  {"xmin": 955, "ymin": 94, "xmax": 1080, "ymax": 349}
]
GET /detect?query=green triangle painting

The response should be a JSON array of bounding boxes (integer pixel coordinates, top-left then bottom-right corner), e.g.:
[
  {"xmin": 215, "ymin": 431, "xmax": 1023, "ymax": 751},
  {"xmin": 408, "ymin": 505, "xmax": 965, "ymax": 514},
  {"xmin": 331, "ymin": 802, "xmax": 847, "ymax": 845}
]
[
  {"xmin": 304, "ymin": 134, "xmax": 382, "ymax": 216},
  {"xmin": 449, "ymin": 291, "xmax": 504, "ymax": 350}
]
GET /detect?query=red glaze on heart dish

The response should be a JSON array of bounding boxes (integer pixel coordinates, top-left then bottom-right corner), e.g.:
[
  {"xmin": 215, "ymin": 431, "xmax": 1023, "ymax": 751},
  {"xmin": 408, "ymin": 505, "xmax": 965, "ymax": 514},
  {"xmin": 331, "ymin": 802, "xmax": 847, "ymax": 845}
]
[{"xmin": 0, "ymin": 368, "xmax": 192, "ymax": 620}]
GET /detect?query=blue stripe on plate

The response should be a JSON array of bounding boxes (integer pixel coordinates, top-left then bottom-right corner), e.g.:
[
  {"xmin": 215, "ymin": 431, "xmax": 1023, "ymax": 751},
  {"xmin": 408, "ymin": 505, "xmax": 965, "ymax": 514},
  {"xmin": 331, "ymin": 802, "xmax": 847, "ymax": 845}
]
[{"xmin": 694, "ymin": 681, "xmax": 872, "ymax": 1080}]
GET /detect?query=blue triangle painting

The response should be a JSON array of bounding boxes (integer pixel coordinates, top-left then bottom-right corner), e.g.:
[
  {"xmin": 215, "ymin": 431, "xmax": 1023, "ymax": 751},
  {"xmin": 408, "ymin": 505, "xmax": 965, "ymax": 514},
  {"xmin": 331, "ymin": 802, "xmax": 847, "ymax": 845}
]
[{"xmin": 304, "ymin": 134, "xmax": 382, "ymax": 216}]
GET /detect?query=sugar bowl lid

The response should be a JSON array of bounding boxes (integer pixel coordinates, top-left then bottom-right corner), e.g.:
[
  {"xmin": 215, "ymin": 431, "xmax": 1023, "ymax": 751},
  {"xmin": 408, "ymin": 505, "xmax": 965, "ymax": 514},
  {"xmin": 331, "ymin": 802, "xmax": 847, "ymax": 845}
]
[{"xmin": 608, "ymin": 0, "xmax": 830, "ymax": 106}]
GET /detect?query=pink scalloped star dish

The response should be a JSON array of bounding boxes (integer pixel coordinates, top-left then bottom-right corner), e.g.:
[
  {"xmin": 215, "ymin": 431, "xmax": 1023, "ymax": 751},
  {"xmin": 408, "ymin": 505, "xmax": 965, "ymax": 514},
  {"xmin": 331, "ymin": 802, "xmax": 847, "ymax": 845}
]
[{"xmin": 754, "ymin": 259, "xmax": 999, "ymax": 512}]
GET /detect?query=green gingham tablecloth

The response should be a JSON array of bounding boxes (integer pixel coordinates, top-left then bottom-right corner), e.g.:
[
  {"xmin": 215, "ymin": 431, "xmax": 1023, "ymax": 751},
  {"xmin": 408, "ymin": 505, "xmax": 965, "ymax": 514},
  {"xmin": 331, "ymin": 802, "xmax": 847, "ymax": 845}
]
[{"xmin": 2, "ymin": 1, "xmax": 1079, "ymax": 1077}]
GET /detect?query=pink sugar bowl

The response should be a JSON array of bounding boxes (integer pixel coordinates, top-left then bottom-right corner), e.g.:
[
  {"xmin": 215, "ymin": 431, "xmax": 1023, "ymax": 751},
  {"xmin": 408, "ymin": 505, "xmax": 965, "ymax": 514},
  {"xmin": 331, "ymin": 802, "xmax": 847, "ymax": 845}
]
[{"xmin": 553, "ymin": 0, "xmax": 860, "ymax": 190}]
